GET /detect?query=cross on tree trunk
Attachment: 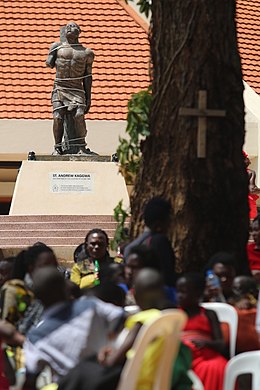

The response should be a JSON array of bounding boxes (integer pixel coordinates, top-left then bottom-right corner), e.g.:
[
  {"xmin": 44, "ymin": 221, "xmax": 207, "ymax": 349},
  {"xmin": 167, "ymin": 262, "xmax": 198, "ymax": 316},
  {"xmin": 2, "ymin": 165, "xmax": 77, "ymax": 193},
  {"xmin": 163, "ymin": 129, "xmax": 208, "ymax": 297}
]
[{"xmin": 179, "ymin": 90, "xmax": 226, "ymax": 158}]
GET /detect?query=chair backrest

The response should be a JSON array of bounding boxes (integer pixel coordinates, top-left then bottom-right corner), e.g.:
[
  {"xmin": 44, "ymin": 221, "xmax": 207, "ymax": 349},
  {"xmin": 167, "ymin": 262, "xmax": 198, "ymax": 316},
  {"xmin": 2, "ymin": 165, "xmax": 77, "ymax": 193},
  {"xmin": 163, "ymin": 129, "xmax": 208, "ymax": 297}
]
[
  {"xmin": 187, "ymin": 369, "xmax": 204, "ymax": 390},
  {"xmin": 223, "ymin": 351, "xmax": 260, "ymax": 390},
  {"xmin": 200, "ymin": 302, "xmax": 238, "ymax": 358},
  {"xmin": 116, "ymin": 309, "xmax": 187, "ymax": 390}
]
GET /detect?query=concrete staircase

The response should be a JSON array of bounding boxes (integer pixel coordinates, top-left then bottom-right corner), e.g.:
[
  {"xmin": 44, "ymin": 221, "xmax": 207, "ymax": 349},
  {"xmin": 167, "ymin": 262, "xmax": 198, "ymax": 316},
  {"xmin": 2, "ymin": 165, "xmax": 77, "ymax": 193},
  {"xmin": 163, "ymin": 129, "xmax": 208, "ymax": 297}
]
[{"xmin": 0, "ymin": 215, "xmax": 122, "ymax": 267}]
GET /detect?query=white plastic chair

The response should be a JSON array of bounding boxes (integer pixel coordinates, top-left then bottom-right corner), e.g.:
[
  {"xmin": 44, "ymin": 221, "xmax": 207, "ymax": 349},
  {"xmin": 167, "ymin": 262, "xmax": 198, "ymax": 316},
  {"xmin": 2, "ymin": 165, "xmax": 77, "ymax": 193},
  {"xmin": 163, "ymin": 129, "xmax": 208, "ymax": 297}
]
[
  {"xmin": 117, "ymin": 309, "xmax": 187, "ymax": 390},
  {"xmin": 223, "ymin": 351, "xmax": 260, "ymax": 390},
  {"xmin": 201, "ymin": 302, "xmax": 238, "ymax": 358},
  {"xmin": 187, "ymin": 369, "xmax": 204, "ymax": 390}
]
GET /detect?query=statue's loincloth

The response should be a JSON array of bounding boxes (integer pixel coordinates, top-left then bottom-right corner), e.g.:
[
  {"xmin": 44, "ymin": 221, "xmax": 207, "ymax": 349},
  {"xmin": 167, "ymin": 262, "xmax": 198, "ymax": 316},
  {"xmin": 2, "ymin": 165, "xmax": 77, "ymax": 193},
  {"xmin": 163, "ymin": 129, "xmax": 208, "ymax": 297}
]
[{"xmin": 52, "ymin": 80, "xmax": 86, "ymax": 111}]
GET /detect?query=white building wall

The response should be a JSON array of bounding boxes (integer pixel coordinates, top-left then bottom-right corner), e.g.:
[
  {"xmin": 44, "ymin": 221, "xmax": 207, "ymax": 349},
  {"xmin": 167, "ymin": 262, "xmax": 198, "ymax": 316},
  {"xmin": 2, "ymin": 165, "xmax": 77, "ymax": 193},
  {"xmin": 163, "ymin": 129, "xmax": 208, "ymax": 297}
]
[{"xmin": 0, "ymin": 119, "xmax": 127, "ymax": 157}]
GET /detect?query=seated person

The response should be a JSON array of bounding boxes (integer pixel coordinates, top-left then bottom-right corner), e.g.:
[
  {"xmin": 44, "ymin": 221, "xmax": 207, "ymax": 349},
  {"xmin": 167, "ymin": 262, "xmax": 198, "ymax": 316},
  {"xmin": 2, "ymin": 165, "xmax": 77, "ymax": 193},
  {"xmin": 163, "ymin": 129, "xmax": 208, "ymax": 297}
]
[
  {"xmin": 70, "ymin": 243, "xmax": 89, "ymax": 287},
  {"xmin": 177, "ymin": 273, "xmax": 227, "ymax": 390},
  {"xmin": 85, "ymin": 282, "xmax": 126, "ymax": 308},
  {"xmin": 0, "ymin": 320, "xmax": 24, "ymax": 390},
  {"xmin": 223, "ymin": 276, "xmax": 260, "ymax": 354},
  {"xmin": 71, "ymin": 229, "xmax": 113, "ymax": 289},
  {"xmin": 1, "ymin": 245, "xmax": 58, "ymax": 329},
  {"xmin": 0, "ymin": 257, "xmax": 15, "ymax": 290},
  {"xmin": 22, "ymin": 267, "xmax": 125, "ymax": 389},
  {"xmin": 58, "ymin": 269, "xmax": 192, "ymax": 390},
  {"xmin": 204, "ymin": 252, "xmax": 236, "ymax": 301},
  {"xmin": 124, "ymin": 245, "xmax": 160, "ymax": 305},
  {"xmin": 247, "ymin": 215, "xmax": 260, "ymax": 285}
]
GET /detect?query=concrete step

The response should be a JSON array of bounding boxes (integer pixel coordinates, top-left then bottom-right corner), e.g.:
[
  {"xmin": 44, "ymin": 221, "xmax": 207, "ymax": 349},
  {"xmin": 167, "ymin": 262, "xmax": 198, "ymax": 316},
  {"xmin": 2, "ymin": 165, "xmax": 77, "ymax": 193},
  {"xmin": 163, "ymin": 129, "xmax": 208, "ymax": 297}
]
[
  {"xmin": 0, "ymin": 229, "xmax": 115, "ymax": 238},
  {"xmin": 0, "ymin": 222, "xmax": 117, "ymax": 231},
  {"xmin": 0, "ymin": 215, "xmax": 117, "ymax": 222},
  {"xmin": 0, "ymin": 214, "xmax": 130, "ymax": 265},
  {"xmin": 0, "ymin": 237, "xmax": 112, "ymax": 247}
]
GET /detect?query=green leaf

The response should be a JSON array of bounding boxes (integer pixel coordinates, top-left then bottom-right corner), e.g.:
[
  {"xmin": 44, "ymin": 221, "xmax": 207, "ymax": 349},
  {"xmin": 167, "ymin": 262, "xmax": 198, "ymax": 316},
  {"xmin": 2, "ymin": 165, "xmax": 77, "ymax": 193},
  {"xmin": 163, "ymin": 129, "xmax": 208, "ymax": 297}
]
[{"xmin": 116, "ymin": 87, "xmax": 152, "ymax": 182}]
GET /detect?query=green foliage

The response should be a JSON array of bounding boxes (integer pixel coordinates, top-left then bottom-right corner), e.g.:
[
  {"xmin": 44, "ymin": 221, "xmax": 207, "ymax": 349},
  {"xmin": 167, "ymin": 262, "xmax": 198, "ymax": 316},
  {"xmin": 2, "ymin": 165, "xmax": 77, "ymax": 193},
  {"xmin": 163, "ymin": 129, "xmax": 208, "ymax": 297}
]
[
  {"xmin": 117, "ymin": 88, "xmax": 152, "ymax": 184},
  {"xmin": 111, "ymin": 200, "xmax": 130, "ymax": 251},
  {"xmin": 125, "ymin": 0, "xmax": 151, "ymax": 18}
]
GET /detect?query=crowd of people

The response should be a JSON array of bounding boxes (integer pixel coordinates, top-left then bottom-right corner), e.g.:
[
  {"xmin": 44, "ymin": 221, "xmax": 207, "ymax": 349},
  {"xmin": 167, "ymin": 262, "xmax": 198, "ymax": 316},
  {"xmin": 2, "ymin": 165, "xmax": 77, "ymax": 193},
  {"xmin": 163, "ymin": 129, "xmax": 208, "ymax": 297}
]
[{"xmin": 0, "ymin": 197, "xmax": 259, "ymax": 390}]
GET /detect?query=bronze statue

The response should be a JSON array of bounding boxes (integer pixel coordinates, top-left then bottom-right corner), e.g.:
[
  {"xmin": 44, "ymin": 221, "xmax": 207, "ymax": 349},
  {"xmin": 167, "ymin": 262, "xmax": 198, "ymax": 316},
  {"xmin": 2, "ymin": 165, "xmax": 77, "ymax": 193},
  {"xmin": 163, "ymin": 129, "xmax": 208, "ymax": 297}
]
[{"xmin": 46, "ymin": 22, "xmax": 95, "ymax": 155}]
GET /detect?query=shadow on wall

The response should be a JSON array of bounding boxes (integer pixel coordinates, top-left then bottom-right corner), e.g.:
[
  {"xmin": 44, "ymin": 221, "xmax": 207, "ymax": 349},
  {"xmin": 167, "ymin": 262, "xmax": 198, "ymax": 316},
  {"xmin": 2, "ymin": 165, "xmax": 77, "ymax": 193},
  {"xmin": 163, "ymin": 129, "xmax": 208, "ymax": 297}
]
[{"xmin": 0, "ymin": 200, "xmax": 11, "ymax": 215}]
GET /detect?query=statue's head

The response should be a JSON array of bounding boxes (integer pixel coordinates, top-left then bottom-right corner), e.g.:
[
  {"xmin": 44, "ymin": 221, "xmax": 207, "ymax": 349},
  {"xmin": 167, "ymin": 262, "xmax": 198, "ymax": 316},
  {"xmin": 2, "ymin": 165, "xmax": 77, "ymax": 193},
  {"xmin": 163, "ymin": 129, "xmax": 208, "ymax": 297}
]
[{"xmin": 65, "ymin": 22, "xmax": 81, "ymax": 38}]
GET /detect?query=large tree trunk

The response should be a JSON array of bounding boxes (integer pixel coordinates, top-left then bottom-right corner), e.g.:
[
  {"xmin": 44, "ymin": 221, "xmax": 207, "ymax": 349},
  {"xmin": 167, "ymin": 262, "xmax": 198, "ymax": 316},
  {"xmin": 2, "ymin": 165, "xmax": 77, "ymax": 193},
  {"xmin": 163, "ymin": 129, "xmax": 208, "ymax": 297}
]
[{"xmin": 131, "ymin": 0, "xmax": 249, "ymax": 273}]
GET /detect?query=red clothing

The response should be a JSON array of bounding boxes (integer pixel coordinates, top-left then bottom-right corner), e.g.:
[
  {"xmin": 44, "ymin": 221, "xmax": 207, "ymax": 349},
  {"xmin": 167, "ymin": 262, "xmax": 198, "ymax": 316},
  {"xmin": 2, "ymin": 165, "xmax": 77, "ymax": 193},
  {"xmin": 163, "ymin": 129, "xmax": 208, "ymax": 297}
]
[
  {"xmin": 247, "ymin": 242, "xmax": 260, "ymax": 271},
  {"xmin": 248, "ymin": 194, "xmax": 259, "ymax": 219},
  {"xmin": 181, "ymin": 308, "xmax": 227, "ymax": 390},
  {"xmin": 0, "ymin": 347, "xmax": 9, "ymax": 390}
]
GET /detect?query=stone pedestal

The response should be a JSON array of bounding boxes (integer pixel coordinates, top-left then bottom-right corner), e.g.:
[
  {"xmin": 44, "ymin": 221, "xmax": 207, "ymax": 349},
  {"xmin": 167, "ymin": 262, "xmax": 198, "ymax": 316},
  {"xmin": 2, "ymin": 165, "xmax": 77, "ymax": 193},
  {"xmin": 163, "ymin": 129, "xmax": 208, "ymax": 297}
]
[{"xmin": 10, "ymin": 159, "xmax": 129, "ymax": 215}]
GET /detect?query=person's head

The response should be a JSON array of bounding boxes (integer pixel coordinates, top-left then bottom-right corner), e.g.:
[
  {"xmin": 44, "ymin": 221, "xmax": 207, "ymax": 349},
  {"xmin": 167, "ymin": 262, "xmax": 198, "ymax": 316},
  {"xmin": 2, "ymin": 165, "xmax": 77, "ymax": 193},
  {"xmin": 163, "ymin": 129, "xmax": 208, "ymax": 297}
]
[
  {"xmin": 65, "ymin": 22, "xmax": 81, "ymax": 39},
  {"xmin": 0, "ymin": 257, "xmax": 15, "ymax": 287},
  {"xmin": 143, "ymin": 197, "xmax": 171, "ymax": 234},
  {"xmin": 100, "ymin": 263, "xmax": 125, "ymax": 284},
  {"xmin": 124, "ymin": 245, "xmax": 159, "ymax": 288},
  {"xmin": 206, "ymin": 252, "xmax": 236, "ymax": 298},
  {"xmin": 87, "ymin": 282, "xmax": 126, "ymax": 307},
  {"xmin": 176, "ymin": 273, "xmax": 206, "ymax": 309},
  {"xmin": 33, "ymin": 241, "xmax": 47, "ymax": 247},
  {"xmin": 134, "ymin": 268, "xmax": 165, "ymax": 310},
  {"xmin": 25, "ymin": 245, "xmax": 58, "ymax": 275},
  {"xmin": 85, "ymin": 229, "xmax": 109, "ymax": 261},
  {"xmin": 11, "ymin": 250, "xmax": 28, "ymax": 280},
  {"xmin": 73, "ymin": 243, "xmax": 87, "ymax": 263},
  {"xmin": 243, "ymin": 150, "xmax": 250, "ymax": 168},
  {"xmin": 252, "ymin": 215, "xmax": 260, "ymax": 246},
  {"xmin": 32, "ymin": 267, "xmax": 67, "ymax": 308},
  {"xmin": 232, "ymin": 276, "xmax": 258, "ymax": 300}
]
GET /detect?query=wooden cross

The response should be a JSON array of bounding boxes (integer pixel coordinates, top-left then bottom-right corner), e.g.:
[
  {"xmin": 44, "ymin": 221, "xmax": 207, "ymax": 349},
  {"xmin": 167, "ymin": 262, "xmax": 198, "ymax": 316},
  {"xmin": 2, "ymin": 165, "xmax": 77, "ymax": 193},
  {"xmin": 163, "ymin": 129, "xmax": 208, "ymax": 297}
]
[{"xmin": 179, "ymin": 90, "xmax": 226, "ymax": 158}]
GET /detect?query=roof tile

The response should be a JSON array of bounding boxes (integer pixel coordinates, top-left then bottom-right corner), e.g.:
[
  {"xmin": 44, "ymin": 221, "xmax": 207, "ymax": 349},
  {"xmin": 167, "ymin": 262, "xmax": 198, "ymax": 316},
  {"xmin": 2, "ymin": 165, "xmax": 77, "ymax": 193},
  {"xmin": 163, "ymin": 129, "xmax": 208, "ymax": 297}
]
[
  {"xmin": 237, "ymin": 0, "xmax": 260, "ymax": 94},
  {"xmin": 3, "ymin": 1, "xmax": 258, "ymax": 121},
  {"xmin": 0, "ymin": 0, "xmax": 150, "ymax": 120}
]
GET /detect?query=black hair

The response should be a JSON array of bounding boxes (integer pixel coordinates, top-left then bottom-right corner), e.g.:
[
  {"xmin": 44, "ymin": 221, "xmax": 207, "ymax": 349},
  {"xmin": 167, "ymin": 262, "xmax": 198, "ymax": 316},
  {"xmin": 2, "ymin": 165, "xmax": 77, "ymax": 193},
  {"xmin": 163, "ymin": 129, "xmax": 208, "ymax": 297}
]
[
  {"xmin": 33, "ymin": 241, "xmax": 47, "ymax": 247},
  {"xmin": 33, "ymin": 267, "xmax": 66, "ymax": 307},
  {"xmin": 11, "ymin": 250, "xmax": 28, "ymax": 280},
  {"xmin": 205, "ymin": 252, "xmax": 236, "ymax": 272},
  {"xmin": 85, "ymin": 229, "xmax": 109, "ymax": 245},
  {"xmin": 86, "ymin": 282, "xmax": 126, "ymax": 307},
  {"xmin": 127, "ymin": 245, "xmax": 160, "ymax": 271},
  {"xmin": 143, "ymin": 197, "xmax": 171, "ymax": 228},
  {"xmin": 178, "ymin": 273, "xmax": 206, "ymax": 297},
  {"xmin": 73, "ymin": 243, "xmax": 86, "ymax": 263},
  {"xmin": 233, "ymin": 276, "xmax": 257, "ymax": 296},
  {"xmin": 98, "ymin": 263, "xmax": 124, "ymax": 284},
  {"xmin": 25, "ymin": 245, "xmax": 55, "ymax": 269}
]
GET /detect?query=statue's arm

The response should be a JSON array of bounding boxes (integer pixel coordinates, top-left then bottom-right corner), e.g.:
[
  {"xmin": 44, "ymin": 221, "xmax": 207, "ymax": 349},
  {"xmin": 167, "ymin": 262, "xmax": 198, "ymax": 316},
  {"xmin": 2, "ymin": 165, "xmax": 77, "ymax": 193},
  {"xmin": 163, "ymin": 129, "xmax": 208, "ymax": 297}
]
[
  {"xmin": 46, "ymin": 42, "xmax": 60, "ymax": 69},
  {"xmin": 83, "ymin": 50, "xmax": 95, "ymax": 114}
]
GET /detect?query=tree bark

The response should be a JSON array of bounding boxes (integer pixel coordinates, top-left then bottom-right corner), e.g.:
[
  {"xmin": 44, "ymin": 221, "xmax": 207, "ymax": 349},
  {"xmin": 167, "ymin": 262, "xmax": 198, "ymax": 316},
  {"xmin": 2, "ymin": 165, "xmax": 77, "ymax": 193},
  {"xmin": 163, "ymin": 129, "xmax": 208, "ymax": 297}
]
[{"xmin": 131, "ymin": 0, "xmax": 249, "ymax": 273}]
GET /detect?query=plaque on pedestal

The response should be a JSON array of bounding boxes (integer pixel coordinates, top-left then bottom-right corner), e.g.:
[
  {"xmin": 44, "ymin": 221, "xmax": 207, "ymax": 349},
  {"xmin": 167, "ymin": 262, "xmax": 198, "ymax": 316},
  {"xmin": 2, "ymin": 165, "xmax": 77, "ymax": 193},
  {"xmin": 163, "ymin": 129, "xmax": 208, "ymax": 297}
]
[{"xmin": 10, "ymin": 160, "xmax": 129, "ymax": 215}]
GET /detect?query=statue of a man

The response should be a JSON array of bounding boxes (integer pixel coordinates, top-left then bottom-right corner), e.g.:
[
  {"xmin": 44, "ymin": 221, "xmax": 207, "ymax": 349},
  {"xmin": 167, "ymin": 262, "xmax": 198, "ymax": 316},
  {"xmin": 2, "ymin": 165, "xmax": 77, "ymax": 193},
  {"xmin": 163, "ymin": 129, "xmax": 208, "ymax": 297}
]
[{"xmin": 46, "ymin": 22, "xmax": 94, "ymax": 155}]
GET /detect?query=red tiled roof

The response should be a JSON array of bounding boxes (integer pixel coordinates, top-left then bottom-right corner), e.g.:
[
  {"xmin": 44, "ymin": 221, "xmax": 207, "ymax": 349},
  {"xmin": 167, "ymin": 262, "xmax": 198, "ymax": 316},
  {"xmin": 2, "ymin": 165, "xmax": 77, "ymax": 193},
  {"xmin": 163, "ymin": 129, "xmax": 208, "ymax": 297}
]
[
  {"xmin": 0, "ymin": 0, "xmax": 150, "ymax": 120},
  {"xmin": 236, "ymin": 0, "xmax": 260, "ymax": 94}
]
